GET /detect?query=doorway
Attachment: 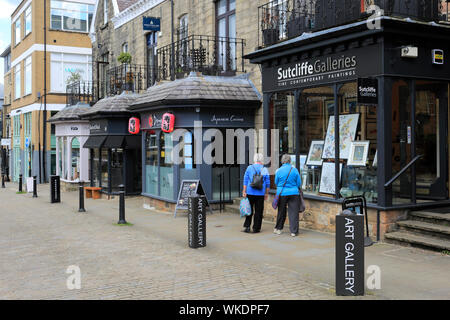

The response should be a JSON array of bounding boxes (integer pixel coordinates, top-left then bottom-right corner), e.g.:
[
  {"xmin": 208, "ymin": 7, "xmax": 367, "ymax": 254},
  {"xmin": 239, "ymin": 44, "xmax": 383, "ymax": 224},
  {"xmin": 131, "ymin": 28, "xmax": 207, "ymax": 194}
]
[{"xmin": 391, "ymin": 79, "xmax": 448, "ymax": 204}]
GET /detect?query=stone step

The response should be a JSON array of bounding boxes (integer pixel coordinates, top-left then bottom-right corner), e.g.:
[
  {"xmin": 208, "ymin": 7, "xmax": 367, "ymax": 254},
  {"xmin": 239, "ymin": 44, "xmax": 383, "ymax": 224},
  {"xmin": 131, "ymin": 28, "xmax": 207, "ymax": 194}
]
[
  {"xmin": 410, "ymin": 211, "xmax": 450, "ymax": 227},
  {"xmin": 384, "ymin": 231, "xmax": 450, "ymax": 252},
  {"xmin": 397, "ymin": 220, "xmax": 450, "ymax": 240}
]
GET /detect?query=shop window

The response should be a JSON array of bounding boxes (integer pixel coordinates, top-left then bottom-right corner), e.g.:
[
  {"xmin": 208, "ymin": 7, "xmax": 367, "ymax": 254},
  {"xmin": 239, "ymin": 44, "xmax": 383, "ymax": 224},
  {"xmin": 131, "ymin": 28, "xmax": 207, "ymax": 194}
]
[
  {"xmin": 101, "ymin": 149, "xmax": 108, "ymax": 188},
  {"xmin": 160, "ymin": 132, "xmax": 174, "ymax": 200},
  {"xmin": 338, "ymin": 82, "xmax": 377, "ymax": 203},
  {"xmin": 298, "ymin": 86, "xmax": 334, "ymax": 195},
  {"xmin": 71, "ymin": 138, "xmax": 80, "ymax": 181},
  {"xmin": 269, "ymin": 91, "xmax": 296, "ymax": 188},
  {"xmin": 145, "ymin": 131, "xmax": 158, "ymax": 196},
  {"xmin": 92, "ymin": 149, "xmax": 101, "ymax": 187},
  {"xmin": 110, "ymin": 148, "xmax": 123, "ymax": 192}
]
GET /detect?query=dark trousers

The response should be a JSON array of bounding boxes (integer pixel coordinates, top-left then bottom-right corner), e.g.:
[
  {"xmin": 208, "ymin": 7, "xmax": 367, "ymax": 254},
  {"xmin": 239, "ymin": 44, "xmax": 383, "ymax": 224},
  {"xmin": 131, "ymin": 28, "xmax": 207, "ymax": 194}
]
[
  {"xmin": 275, "ymin": 195, "xmax": 300, "ymax": 234},
  {"xmin": 243, "ymin": 195, "xmax": 265, "ymax": 231}
]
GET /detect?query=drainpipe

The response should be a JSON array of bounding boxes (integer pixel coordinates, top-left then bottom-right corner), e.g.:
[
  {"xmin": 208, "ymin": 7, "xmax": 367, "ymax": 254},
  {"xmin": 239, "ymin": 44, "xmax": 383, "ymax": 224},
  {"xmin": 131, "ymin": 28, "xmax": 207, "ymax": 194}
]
[
  {"xmin": 171, "ymin": 0, "xmax": 175, "ymax": 81},
  {"xmin": 42, "ymin": 0, "xmax": 48, "ymax": 183}
]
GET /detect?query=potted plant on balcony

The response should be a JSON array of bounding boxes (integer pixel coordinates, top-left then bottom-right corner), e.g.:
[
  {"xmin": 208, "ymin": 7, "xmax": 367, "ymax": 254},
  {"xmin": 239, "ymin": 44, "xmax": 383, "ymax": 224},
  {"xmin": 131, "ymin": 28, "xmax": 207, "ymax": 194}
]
[{"xmin": 117, "ymin": 52, "xmax": 134, "ymax": 91}]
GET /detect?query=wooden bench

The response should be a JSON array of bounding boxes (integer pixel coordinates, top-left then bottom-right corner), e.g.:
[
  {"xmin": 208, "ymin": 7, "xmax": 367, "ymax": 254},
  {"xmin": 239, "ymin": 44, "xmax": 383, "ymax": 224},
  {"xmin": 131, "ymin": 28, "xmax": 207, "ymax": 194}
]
[{"xmin": 85, "ymin": 187, "xmax": 102, "ymax": 200}]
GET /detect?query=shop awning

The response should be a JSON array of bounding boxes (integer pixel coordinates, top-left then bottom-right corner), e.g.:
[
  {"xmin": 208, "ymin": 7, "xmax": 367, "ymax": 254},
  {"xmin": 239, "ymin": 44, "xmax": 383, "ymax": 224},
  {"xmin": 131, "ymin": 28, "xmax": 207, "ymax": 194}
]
[
  {"xmin": 83, "ymin": 135, "xmax": 107, "ymax": 149},
  {"xmin": 103, "ymin": 135, "xmax": 125, "ymax": 148},
  {"xmin": 124, "ymin": 135, "xmax": 141, "ymax": 149}
]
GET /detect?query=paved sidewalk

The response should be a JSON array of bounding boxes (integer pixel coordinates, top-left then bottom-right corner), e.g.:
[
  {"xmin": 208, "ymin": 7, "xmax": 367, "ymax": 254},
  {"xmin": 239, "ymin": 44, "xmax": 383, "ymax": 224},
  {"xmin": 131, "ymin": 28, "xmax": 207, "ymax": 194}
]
[{"xmin": 0, "ymin": 183, "xmax": 449, "ymax": 300}]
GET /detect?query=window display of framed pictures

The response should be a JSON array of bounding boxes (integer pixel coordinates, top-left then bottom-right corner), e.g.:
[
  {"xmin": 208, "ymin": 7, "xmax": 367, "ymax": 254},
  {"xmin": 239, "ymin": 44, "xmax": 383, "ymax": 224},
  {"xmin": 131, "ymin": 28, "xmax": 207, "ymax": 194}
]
[
  {"xmin": 319, "ymin": 162, "xmax": 343, "ymax": 195},
  {"xmin": 347, "ymin": 141, "xmax": 370, "ymax": 166},
  {"xmin": 322, "ymin": 114, "xmax": 360, "ymax": 160},
  {"xmin": 306, "ymin": 140, "xmax": 324, "ymax": 166}
]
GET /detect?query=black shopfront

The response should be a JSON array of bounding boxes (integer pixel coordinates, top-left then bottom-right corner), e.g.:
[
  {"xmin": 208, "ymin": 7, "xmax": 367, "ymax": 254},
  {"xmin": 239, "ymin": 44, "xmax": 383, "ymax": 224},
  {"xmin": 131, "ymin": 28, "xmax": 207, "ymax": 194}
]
[
  {"xmin": 247, "ymin": 17, "xmax": 450, "ymax": 210},
  {"xmin": 83, "ymin": 118, "xmax": 142, "ymax": 195},
  {"xmin": 134, "ymin": 107, "xmax": 257, "ymax": 204}
]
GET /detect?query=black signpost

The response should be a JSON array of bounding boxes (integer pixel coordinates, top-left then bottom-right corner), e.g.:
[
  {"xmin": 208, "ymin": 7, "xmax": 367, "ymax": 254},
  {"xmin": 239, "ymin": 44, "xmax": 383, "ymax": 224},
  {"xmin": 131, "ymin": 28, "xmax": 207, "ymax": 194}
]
[
  {"xmin": 50, "ymin": 175, "xmax": 61, "ymax": 203},
  {"xmin": 188, "ymin": 196, "xmax": 207, "ymax": 249},
  {"xmin": 174, "ymin": 180, "xmax": 212, "ymax": 217},
  {"xmin": 336, "ymin": 209, "xmax": 365, "ymax": 296}
]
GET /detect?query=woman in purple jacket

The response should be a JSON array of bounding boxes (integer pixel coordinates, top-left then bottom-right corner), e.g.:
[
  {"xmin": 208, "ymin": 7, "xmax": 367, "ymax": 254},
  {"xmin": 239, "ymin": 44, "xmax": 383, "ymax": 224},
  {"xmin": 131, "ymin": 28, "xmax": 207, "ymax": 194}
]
[{"xmin": 242, "ymin": 153, "xmax": 270, "ymax": 233}]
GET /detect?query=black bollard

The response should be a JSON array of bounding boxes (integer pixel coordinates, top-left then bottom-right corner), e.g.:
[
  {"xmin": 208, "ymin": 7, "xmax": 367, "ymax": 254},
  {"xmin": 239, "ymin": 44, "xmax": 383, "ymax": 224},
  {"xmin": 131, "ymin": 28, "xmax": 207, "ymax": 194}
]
[
  {"xmin": 19, "ymin": 174, "xmax": 22, "ymax": 192},
  {"xmin": 117, "ymin": 184, "xmax": 126, "ymax": 224},
  {"xmin": 78, "ymin": 181, "xmax": 86, "ymax": 213},
  {"xmin": 32, "ymin": 176, "xmax": 37, "ymax": 198}
]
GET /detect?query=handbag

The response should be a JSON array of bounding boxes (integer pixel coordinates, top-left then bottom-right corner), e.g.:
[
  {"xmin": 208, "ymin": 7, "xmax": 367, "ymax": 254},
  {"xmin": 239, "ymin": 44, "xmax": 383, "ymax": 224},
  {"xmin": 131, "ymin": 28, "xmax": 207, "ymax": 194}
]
[
  {"xmin": 272, "ymin": 167, "xmax": 293, "ymax": 210},
  {"xmin": 299, "ymin": 188, "xmax": 306, "ymax": 213},
  {"xmin": 249, "ymin": 165, "xmax": 264, "ymax": 190},
  {"xmin": 239, "ymin": 197, "xmax": 252, "ymax": 218}
]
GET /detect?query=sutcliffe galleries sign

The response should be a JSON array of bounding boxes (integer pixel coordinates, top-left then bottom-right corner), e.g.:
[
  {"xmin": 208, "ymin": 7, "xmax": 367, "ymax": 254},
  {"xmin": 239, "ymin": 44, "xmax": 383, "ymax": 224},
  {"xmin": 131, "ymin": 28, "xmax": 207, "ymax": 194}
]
[{"xmin": 262, "ymin": 45, "xmax": 382, "ymax": 92}]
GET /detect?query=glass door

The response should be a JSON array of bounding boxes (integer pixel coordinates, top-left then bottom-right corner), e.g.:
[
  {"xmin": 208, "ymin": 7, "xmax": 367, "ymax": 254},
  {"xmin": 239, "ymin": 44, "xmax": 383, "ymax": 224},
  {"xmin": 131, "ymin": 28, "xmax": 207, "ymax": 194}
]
[{"xmin": 414, "ymin": 81, "xmax": 448, "ymax": 200}]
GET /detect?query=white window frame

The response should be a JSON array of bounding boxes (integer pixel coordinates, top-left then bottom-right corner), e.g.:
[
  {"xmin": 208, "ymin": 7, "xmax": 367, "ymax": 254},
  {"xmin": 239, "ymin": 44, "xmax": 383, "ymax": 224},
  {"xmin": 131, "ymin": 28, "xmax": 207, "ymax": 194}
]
[
  {"xmin": 14, "ymin": 64, "xmax": 21, "ymax": 100},
  {"xmin": 50, "ymin": 53, "xmax": 92, "ymax": 93},
  {"xmin": 25, "ymin": 5, "xmax": 32, "ymax": 36},
  {"xmin": 15, "ymin": 19, "xmax": 21, "ymax": 46},
  {"xmin": 50, "ymin": 0, "xmax": 94, "ymax": 33},
  {"xmin": 24, "ymin": 56, "xmax": 32, "ymax": 96}
]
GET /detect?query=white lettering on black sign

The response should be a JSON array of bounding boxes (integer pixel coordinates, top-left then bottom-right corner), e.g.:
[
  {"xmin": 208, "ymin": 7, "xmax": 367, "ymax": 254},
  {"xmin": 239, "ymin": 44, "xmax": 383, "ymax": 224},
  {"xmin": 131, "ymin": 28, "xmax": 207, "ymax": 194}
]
[{"xmin": 344, "ymin": 217, "xmax": 355, "ymax": 293}]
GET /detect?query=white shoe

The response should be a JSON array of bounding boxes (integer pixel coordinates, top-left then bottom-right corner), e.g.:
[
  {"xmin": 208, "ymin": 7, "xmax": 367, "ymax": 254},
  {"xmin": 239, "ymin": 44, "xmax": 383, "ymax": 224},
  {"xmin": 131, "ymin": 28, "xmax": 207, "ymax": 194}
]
[
  {"xmin": 274, "ymin": 229, "xmax": 282, "ymax": 235},
  {"xmin": 291, "ymin": 233, "xmax": 297, "ymax": 237}
]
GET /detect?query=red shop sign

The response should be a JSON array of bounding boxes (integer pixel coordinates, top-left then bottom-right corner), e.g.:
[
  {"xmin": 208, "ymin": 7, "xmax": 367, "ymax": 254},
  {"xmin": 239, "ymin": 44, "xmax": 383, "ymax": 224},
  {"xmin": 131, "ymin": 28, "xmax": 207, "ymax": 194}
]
[
  {"xmin": 128, "ymin": 117, "xmax": 140, "ymax": 134},
  {"xmin": 161, "ymin": 113, "xmax": 175, "ymax": 133}
]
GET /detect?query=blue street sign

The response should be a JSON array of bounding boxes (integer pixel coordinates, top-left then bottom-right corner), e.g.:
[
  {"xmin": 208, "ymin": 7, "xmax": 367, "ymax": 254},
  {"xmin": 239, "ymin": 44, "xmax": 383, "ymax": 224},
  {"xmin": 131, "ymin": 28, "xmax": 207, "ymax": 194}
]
[
  {"xmin": 143, "ymin": 17, "xmax": 161, "ymax": 31},
  {"xmin": 25, "ymin": 138, "xmax": 30, "ymax": 148}
]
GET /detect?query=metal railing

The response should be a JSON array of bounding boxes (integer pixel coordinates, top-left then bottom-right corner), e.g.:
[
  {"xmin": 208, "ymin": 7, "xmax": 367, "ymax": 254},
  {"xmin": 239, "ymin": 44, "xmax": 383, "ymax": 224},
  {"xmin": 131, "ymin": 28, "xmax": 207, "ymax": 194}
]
[
  {"xmin": 259, "ymin": 0, "xmax": 450, "ymax": 48},
  {"xmin": 66, "ymin": 64, "xmax": 153, "ymax": 106},
  {"xmin": 106, "ymin": 64, "xmax": 148, "ymax": 96},
  {"xmin": 156, "ymin": 35, "xmax": 246, "ymax": 81}
]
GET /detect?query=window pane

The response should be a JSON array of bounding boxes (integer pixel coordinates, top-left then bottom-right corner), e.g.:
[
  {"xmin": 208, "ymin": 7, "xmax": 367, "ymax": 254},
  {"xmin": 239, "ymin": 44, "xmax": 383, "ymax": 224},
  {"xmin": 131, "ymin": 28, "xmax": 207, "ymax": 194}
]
[
  {"xmin": 25, "ymin": 57, "xmax": 32, "ymax": 95},
  {"xmin": 15, "ymin": 20, "xmax": 20, "ymax": 45},
  {"xmin": 298, "ymin": 86, "xmax": 334, "ymax": 195},
  {"xmin": 51, "ymin": 11, "xmax": 62, "ymax": 30},
  {"xmin": 218, "ymin": 0, "xmax": 227, "ymax": 15},
  {"xmin": 25, "ymin": 6, "xmax": 32, "ymax": 35},
  {"xmin": 230, "ymin": 0, "xmax": 236, "ymax": 11},
  {"xmin": 145, "ymin": 132, "xmax": 158, "ymax": 195}
]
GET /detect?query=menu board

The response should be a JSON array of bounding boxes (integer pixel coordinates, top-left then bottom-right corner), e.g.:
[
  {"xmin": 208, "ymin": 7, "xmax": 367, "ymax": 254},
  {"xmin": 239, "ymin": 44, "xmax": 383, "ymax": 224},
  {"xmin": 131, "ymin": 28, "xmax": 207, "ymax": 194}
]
[{"xmin": 174, "ymin": 180, "xmax": 212, "ymax": 217}]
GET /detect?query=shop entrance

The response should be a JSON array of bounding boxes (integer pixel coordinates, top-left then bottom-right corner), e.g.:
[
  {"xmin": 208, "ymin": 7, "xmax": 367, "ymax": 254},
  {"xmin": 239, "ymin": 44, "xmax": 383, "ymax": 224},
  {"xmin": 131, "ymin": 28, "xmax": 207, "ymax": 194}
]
[{"xmin": 391, "ymin": 80, "xmax": 449, "ymax": 204}]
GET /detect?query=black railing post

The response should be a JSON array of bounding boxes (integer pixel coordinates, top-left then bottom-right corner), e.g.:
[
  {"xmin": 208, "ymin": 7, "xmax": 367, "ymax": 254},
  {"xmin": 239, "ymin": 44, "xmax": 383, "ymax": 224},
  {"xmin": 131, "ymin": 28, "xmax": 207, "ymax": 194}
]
[
  {"xmin": 32, "ymin": 176, "xmax": 37, "ymax": 198},
  {"xmin": 19, "ymin": 174, "xmax": 22, "ymax": 192},
  {"xmin": 118, "ymin": 184, "xmax": 126, "ymax": 224},
  {"xmin": 1, "ymin": 172, "xmax": 5, "ymax": 188},
  {"xmin": 219, "ymin": 173, "xmax": 223, "ymax": 213},
  {"xmin": 79, "ymin": 181, "xmax": 86, "ymax": 213}
]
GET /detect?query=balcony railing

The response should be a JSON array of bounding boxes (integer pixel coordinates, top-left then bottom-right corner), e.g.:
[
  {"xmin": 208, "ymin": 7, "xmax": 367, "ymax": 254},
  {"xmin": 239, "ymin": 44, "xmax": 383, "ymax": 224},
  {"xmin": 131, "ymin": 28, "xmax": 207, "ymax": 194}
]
[
  {"xmin": 156, "ymin": 35, "xmax": 246, "ymax": 81},
  {"xmin": 106, "ymin": 64, "xmax": 148, "ymax": 96},
  {"xmin": 66, "ymin": 64, "xmax": 153, "ymax": 106},
  {"xmin": 66, "ymin": 81, "xmax": 102, "ymax": 106},
  {"xmin": 259, "ymin": 0, "xmax": 450, "ymax": 47}
]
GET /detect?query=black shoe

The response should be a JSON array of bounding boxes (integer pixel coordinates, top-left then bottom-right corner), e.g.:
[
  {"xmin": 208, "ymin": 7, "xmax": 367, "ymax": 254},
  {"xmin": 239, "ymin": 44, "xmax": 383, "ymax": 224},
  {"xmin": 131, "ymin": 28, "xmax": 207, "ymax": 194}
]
[
  {"xmin": 252, "ymin": 230, "xmax": 260, "ymax": 233},
  {"xmin": 242, "ymin": 227, "xmax": 250, "ymax": 233}
]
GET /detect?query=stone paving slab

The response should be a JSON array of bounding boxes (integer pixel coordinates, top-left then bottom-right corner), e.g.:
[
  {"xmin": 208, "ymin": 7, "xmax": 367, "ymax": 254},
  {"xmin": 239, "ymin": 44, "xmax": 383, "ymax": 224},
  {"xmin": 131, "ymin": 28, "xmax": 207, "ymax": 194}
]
[{"xmin": 1, "ymin": 183, "xmax": 449, "ymax": 300}]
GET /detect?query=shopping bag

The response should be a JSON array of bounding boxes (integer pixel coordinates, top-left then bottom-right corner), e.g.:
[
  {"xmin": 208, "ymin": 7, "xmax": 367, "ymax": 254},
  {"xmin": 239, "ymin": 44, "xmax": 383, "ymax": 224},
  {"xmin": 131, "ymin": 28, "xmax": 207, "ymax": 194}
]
[{"xmin": 239, "ymin": 198, "xmax": 252, "ymax": 218}]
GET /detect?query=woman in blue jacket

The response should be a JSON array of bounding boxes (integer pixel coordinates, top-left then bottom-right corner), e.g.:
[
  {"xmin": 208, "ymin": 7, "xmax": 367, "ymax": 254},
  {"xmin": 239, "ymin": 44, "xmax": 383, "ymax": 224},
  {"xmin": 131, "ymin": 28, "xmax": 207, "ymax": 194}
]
[
  {"xmin": 242, "ymin": 153, "xmax": 270, "ymax": 233},
  {"xmin": 274, "ymin": 154, "xmax": 302, "ymax": 237}
]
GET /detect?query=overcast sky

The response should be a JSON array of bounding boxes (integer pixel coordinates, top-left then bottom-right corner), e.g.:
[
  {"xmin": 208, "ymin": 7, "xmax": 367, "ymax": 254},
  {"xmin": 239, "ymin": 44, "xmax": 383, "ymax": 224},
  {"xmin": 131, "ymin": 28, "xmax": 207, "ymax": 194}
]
[{"xmin": 0, "ymin": 0, "xmax": 19, "ymax": 85}]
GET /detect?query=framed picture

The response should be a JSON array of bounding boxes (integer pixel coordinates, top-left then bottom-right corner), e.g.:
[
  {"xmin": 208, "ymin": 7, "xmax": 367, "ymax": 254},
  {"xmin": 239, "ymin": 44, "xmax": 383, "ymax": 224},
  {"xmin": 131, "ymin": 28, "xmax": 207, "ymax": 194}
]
[
  {"xmin": 366, "ymin": 122, "xmax": 377, "ymax": 140},
  {"xmin": 306, "ymin": 140, "xmax": 324, "ymax": 166},
  {"xmin": 344, "ymin": 97, "xmax": 358, "ymax": 113},
  {"xmin": 322, "ymin": 114, "xmax": 360, "ymax": 160},
  {"xmin": 347, "ymin": 141, "xmax": 370, "ymax": 166},
  {"xmin": 367, "ymin": 105, "xmax": 376, "ymax": 119},
  {"xmin": 319, "ymin": 162, "xmax": 343, "ymax": 195},
  {"xmin": 325, "ymin": 100, "xmax": 335, "ymax": 115}
]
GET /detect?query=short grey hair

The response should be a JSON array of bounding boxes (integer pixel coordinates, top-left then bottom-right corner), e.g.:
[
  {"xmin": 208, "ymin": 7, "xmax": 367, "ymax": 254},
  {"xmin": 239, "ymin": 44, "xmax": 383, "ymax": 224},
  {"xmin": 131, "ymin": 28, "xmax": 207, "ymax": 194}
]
[
  {"xmin": 281, "ymin": 154, "xmax": 291, "ymax": 164},
  {"xmin": 253, "ymin": 153, "xmax": 264, "ymax": 163}
]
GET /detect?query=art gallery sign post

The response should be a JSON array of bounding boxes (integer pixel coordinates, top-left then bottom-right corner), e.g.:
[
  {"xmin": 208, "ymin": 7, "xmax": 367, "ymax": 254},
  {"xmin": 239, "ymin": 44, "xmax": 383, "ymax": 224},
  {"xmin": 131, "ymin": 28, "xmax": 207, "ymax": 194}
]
[
  {"xmin": 187, "ymin": 196, "xmax": 207, "ymax": 249},
  {"xmin": 335, "ymin": 208, "xmax": 365, "ymax": 296}
]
